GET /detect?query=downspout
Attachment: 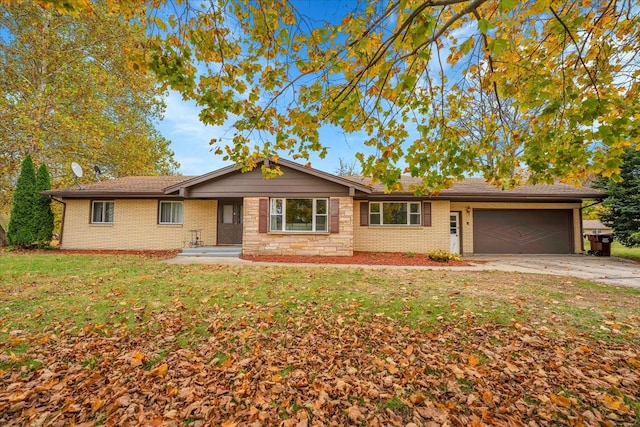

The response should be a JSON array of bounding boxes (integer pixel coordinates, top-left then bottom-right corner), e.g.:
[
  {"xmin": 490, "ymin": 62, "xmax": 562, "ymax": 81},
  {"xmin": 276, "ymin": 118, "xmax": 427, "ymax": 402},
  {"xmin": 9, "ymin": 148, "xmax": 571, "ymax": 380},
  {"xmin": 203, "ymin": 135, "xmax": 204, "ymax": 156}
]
[
  {"xmin": 579, "ymin": 198, "xmax": 604, "ymax": 253},
  {"xmin": 50, "ymin": 197, "xmax": 66, "ymax": 247}
]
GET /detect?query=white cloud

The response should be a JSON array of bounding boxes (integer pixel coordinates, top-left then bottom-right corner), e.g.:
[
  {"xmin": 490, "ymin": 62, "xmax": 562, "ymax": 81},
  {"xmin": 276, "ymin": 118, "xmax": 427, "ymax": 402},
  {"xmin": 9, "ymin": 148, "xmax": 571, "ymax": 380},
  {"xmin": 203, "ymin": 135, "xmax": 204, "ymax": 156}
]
[
  {"xmin": 158, "ymin": 90, "xmax": 230, "ymax": 175},
  {"xmin": 159, "ymin": 89, "xmax": 364, "ymax": 176}
]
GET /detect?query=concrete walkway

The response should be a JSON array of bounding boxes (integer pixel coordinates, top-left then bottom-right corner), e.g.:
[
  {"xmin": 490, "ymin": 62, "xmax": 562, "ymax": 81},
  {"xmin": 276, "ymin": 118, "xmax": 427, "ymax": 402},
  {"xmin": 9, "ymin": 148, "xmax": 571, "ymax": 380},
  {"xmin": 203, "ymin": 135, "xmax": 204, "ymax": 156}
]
[{"xmin": 164, "ymin": 254, "xmax": 640, "ymax": 289}]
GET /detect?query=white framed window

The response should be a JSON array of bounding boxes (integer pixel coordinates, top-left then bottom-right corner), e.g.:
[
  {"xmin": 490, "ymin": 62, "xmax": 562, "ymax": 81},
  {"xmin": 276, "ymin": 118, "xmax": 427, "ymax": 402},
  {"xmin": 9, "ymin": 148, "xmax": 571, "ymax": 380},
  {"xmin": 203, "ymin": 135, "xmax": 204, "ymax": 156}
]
[
  {"xmin": 159, "ymin": 201, "xmax": 183, "ymax": 224},
  {"xmin": 91, "ymin": 201, "xmax": 114, "ymax": 224},
  {"xmin": 270, "ymin": 198, "xmax": 328, "ymax": 232},
  {"xmin": 369, "ymin": 201, "xmax": 421, "ymax": 225}
]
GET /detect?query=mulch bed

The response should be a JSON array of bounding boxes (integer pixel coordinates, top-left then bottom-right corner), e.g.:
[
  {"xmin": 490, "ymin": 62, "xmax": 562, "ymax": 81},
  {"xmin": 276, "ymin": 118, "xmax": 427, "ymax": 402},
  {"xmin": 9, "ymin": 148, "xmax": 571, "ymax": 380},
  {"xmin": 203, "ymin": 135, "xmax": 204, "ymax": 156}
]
[
  {"xmin": 6, "ymin": 248, "xmax": 469, "ymax": 266},
  {"xmin": 6, "ymin": 248, "xmax": 181, "ymax": 258},
  {"xmin": 242, "ymin": 251, "xmax": 470, "ymax": 266},
  {"xmin": 58, "ymin": 249, "xmax": 182, "ymax": 258}
]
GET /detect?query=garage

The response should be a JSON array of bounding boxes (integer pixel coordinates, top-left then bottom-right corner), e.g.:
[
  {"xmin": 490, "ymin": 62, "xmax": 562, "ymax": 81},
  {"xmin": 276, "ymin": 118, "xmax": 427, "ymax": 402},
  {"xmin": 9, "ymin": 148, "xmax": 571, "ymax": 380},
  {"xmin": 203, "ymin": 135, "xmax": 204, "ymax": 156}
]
[{"xmin": 473, "ymin": 209, "xmax": 573, "ymax": 254}]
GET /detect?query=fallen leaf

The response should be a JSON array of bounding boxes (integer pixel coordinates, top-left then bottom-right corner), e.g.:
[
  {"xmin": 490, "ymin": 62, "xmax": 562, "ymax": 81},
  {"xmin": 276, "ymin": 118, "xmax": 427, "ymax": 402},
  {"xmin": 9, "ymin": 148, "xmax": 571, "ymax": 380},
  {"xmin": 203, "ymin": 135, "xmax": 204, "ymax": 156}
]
[
  {"xmin": 130, "ymin": 351, "xmax": 145, "ymax": 367},
  {"xmin": 448, "ymin": 364, "xmax": 465, "ymax": 379},
  {"xmin": 505, "ymin": 361, "xmax": 519, "ymax": 373},
  {"xmin": 468, "ymin": 354, "xmax": 479, "ymax": 367},
  {"xmin": 602, "ymin": 395, "xmax": 622, "ymax": 411},
  {"xmin": 347, "ymin": 405, "xmax": 364, "ymax": 422},
  {"xmin": 149, "ymin": 415, "xmax": 164, "ymax": 426},
  {"xmin": 410, "ymin": 392, "xmax": 427, "ymax": 405},
  {"xmin": 403, "ymin": 345, "xmax": 414, "ymax": 356},
  {"xmin": 578, "ymin": 345, "xmax": 592, "ymax": 353},
  {"xmin": 549, "ymin": 393, "xmax": 572, "ymax": 408},
  {"xmin": 90, "ymin": 398, "xmax": 104, "ymax": 414},
  {"xmin": 477, "ymin": 388, "xmax": 491, "ymax": 403},
  {"xmin": 603, "ymin": 375, "xmax": 621, "ymax": 386},
  {"xmin": 149, "ymin": 363, "xmax": 168, "ymax": 377}
]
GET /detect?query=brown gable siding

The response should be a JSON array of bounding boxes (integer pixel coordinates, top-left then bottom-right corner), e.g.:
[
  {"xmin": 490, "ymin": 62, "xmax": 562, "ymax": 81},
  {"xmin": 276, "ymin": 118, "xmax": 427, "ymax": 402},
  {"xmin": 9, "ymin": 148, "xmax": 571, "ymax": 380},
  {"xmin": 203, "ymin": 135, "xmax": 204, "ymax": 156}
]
[{"xmin": 186, "ymin": 166, "xmax": 351, "ymax": 198}]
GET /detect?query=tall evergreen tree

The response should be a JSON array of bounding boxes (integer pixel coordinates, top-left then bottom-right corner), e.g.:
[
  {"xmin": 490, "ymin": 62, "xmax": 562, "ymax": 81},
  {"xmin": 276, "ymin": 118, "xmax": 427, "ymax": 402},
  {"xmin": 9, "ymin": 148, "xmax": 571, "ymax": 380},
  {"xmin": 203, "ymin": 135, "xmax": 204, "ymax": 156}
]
[
  {"xmin": 595, "ymin": 147, "xmax": 640, "ymax": 247},
  {"xmin": 35, "ymin": 163, "xmax": 54, "ymax": 245},
  {"xmin": 7, "ymin": 155, "xmax": 37, "ymax": 247}
]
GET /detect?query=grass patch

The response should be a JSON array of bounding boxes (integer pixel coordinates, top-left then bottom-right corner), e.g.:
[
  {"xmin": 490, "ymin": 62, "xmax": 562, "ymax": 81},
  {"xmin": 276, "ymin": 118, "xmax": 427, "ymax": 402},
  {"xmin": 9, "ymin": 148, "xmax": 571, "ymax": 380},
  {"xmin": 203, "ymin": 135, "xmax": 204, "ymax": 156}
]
[
  {"xmin": 383, "ymin": 396, "xmax": 412, "ymax": 417},
  {"xmin": 0, "ymin": 358, "xmax": 43, "ymax": 371},
  {"xmin": 1, "ymin": 253, "xmax": 638, "ymax": 344},
  {"xmin": 585, "ymin": 240, "xmax": 640, "ymax": 260},
  {"xmin": 611, "ymin": 242, "xmax": 640, "ymax": 260}
]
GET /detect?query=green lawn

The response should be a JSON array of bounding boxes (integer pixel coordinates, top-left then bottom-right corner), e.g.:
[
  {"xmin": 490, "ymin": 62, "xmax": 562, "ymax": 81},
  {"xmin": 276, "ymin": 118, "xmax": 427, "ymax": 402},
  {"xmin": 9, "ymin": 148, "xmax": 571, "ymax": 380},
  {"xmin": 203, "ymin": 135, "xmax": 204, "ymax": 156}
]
[
  {"xmin": 1, "ymin": 252, "xmax": 638, "ymax": 425},
  {"xmin": 585, "ymin": 239, "xmax": 640, "ymax": 260},
  {"xmin": 611, "ymin": 241, "xmax": 640, "ymax": 260}
]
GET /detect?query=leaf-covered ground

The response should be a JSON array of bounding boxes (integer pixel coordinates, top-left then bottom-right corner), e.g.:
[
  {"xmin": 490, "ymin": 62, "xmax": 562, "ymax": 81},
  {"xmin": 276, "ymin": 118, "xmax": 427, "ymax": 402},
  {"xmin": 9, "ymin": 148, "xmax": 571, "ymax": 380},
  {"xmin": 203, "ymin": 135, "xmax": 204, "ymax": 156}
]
[
  {"xmin": 2, "ymin": 305, "xmax": 638, "ymax": 426},
  {"xmin": 0, "ymin": 254, "xmax": 639, "ymax": 426}
]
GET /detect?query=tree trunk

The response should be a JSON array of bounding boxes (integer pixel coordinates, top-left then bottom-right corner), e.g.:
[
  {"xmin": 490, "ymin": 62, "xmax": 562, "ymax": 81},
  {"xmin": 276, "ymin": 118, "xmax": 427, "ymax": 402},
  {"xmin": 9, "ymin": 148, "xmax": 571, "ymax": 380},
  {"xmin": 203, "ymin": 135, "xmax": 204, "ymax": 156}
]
[{"xmin": 0, "ymin": 224, "xmax": 7, "ymax": 247}]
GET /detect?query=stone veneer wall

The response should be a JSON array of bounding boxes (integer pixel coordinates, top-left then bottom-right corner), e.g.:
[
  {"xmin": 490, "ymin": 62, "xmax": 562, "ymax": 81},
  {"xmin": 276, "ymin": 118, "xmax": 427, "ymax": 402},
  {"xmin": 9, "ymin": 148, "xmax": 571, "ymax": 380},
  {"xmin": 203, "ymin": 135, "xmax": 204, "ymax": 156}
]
[
  {"xmin": 353, "ymin": 200, "xmax": 451, "ymax": 254},
  {"xmin": 449, "ymin": 201, "xmax": 583, "ymax": 255},
  {"xmin": 61, "ymin": 199, "xmax": 217, "ymax": 250},
  {"xmin": 242, "ymin": 197, "xmax": 353, "ymax": 256}
]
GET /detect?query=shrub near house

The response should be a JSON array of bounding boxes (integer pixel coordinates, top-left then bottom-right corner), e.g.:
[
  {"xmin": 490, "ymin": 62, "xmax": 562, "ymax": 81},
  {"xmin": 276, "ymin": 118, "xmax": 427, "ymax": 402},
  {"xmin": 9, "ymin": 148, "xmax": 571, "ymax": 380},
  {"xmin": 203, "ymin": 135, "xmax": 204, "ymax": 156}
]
[{"xmin": 7, "ymin": 156, "xmax": 54, "ymax": 248}]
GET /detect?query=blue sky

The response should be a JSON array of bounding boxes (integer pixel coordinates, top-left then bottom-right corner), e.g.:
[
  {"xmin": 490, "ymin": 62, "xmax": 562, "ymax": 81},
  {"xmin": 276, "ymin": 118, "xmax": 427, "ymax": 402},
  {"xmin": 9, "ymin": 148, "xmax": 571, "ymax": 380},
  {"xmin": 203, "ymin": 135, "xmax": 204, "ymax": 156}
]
[
  {"xmin": 155, "ymin": 0, "xmax": 466, "ymax": 178},
  {"xmin": 156, "ymin": 0, "xmax": 372, "ymax": 177},
  {"xmin": 157, "ymin": 89, "xmax": 363, "ymax": 177}
]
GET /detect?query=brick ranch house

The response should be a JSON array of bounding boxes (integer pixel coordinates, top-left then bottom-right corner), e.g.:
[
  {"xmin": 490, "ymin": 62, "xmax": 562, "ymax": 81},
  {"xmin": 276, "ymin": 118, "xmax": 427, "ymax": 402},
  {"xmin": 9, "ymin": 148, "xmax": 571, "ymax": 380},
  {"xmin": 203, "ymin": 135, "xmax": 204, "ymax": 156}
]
[{"xmin": 44, "ymin": 158, "xmax": 604, "ymax": 256}]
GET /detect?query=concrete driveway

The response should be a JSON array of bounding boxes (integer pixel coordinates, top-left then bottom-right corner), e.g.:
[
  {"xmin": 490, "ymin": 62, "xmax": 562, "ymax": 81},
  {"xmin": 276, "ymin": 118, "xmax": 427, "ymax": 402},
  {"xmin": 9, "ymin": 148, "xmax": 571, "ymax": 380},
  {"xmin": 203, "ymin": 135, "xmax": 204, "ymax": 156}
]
[{"xmin": 467, "ymin": 255, "xmax": 640, "ymax": 289}]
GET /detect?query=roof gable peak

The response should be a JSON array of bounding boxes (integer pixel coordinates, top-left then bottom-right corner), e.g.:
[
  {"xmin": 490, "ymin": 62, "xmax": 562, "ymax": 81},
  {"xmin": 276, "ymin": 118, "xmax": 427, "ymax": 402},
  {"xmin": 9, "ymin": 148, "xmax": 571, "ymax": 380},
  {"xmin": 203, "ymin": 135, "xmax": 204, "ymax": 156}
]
[{"xmin": 163, "ymin": 158, "xmax": 372, "ymax": 195}]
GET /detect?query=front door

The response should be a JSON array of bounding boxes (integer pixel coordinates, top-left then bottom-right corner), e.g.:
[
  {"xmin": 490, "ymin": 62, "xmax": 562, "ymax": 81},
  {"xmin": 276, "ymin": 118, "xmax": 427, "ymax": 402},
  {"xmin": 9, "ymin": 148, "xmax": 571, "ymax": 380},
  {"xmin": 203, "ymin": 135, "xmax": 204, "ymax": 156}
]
[
  {"xmin": 217, "ymin": 200, "xmax": 243, "ymax": 245},
  {"xmin": 450, "ymin": 212, "xmax": 461, "ymax": 254}
]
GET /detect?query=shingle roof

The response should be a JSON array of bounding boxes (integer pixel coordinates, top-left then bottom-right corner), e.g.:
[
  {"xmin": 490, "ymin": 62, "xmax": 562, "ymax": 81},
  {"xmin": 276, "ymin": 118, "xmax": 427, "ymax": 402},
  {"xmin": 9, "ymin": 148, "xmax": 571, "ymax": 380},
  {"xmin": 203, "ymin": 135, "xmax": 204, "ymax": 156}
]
[
  {"xmin": 583, "ymin": 219, "xmax": 612, "ymax": 230},
  {"xmin": 44, "ymin": 176, "xmax": 195, "ymax": 198},
  {"xmin": 344, "ymin": 176, "xmax": 605, "ymax": 199},
  {"xmin": 45, "ymin": 167, "xmax": 605, "ymax": 200}
]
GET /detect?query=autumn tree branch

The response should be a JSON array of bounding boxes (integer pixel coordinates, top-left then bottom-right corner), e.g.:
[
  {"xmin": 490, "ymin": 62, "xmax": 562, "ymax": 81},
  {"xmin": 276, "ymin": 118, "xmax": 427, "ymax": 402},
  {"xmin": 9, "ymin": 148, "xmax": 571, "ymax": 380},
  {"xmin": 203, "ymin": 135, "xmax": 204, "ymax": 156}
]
[
  {"xmin": 329, "ymin": 0, "xmax": 489, "ymax": 117},
  {"xmin": 471, "ymin": 8, "xmax": 508, "ymax": 135},
  {"xmin": 400, "ymin": 0, "xmax": 489, "ymax": 61},
  {"xmin": 549, "ymin": 6, "xmax": 600, "ymax": 101}
]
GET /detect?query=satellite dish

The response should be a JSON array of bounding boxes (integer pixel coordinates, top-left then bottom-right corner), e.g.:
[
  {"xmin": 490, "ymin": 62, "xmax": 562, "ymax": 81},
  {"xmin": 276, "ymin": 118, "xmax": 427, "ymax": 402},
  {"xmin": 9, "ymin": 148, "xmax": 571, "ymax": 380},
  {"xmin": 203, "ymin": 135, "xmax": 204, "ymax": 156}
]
[
  {"xmin": 71, "ymin": 162, "xmax": 83, "ymax": 189},
  {"xmin": 71, "ymin": 162, "xmax": 83, "ymax": 178}
]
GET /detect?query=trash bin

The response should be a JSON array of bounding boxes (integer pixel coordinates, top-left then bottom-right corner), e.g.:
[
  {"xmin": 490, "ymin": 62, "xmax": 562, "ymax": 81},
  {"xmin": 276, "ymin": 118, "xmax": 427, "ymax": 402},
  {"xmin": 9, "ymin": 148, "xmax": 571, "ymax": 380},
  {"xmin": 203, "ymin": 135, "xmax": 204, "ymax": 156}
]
[{"xmin": 586, "ymin": 233, "xmax": 613, "ymax": 256}]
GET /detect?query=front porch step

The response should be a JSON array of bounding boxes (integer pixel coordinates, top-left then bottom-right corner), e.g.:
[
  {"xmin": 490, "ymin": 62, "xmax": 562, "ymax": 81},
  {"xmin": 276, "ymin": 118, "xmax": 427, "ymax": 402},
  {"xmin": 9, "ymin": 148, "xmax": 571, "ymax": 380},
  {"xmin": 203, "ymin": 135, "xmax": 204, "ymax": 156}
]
[{"xmin": 178, "ymin": 245, "xmax": 242, "ymax": 258}]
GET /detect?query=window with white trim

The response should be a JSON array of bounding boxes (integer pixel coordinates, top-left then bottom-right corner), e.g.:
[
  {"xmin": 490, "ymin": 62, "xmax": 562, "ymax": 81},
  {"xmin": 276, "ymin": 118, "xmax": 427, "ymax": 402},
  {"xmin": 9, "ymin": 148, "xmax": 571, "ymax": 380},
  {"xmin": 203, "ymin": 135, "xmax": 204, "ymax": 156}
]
[
  {"xmin": 159, "ymin": 201, "xmax": 183, "ymax": 224},
  {"xmin": 369, "ymin": 201, "xmax": 421, "ymax": 225},
  {"xmin": 270, "ymin": 198, "xmax": 328, "ymax": 232},
  {"xmin": 91, "ymin": 201, "xmax": 114, "ymax": 224}
]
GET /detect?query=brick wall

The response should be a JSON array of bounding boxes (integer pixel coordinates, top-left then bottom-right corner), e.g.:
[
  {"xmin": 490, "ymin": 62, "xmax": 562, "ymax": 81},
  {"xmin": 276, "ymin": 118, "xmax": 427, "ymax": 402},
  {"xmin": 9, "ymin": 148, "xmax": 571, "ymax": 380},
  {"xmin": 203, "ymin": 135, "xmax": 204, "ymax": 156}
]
[
  {"xmin": 354, "ymin": 200, "xmax": 451, "ymax": 253},
  {"xmin": 61, "ymin": 199, "xmax": 217, "ymax": 250},
  {"xmin": 242, "ymin": 197, "xmax": 353, "ymax": 256},
  {"xmin": 59, "ymin": 197, "xmax": 584, "ymax": 255},
  {"xmin": 450, "ymin": 201, "xmax": 583, "ymax": 255}
]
